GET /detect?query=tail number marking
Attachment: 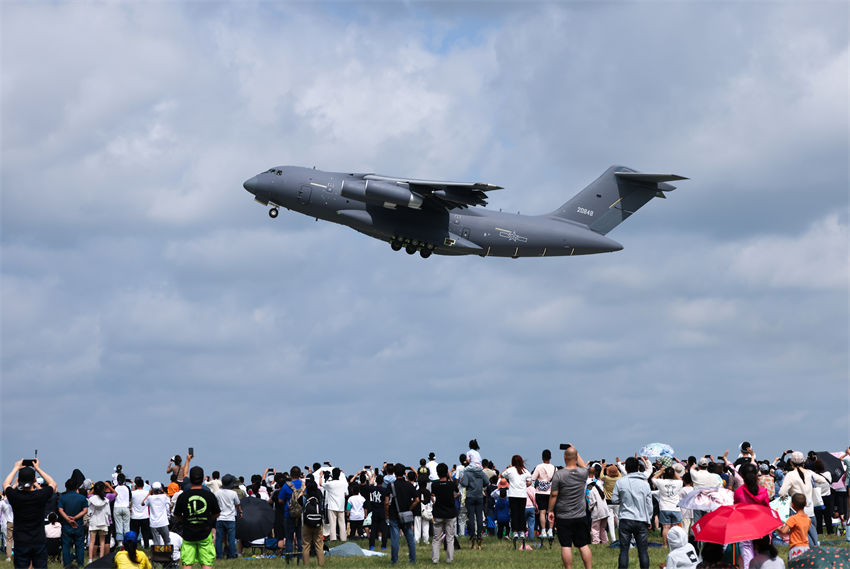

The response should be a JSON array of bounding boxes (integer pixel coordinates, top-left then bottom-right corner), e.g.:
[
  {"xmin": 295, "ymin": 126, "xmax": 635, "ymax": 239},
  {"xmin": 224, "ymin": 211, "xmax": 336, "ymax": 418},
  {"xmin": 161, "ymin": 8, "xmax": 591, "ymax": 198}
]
[{"xmin": 577, "ymin": 207, "xmax": 594, "ymax": 217}]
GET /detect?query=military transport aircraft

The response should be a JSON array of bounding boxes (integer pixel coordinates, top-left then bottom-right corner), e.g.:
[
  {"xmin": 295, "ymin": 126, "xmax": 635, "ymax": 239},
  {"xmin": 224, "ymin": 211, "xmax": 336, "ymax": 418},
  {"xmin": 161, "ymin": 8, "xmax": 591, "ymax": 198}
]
[{"xmin": 242, "ymin": 165, "xmax": 687, "ymax": 258}]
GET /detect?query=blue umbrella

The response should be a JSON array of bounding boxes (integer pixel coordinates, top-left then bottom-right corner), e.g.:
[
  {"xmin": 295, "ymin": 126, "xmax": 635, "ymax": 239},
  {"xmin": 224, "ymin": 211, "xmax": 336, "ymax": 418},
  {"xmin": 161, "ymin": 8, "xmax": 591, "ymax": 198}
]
[{"xmin": 639, "ymin": 442, "xmax": 675, "ymax": 460}]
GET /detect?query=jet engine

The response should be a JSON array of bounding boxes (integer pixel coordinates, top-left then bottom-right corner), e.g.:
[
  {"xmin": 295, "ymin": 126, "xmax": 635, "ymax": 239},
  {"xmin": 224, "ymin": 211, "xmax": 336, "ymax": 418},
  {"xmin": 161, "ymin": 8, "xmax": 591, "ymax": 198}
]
[{"xmin": 341, "ymin": 179, "xmax": 423, "ymax": 209}]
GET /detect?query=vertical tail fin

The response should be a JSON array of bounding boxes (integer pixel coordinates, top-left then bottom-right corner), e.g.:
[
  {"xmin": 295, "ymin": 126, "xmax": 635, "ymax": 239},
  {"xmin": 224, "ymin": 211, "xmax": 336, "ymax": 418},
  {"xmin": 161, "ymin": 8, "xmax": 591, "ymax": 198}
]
[{"xmin": 550, "ymin": 166, "xmax": 687, "ymax": 235}]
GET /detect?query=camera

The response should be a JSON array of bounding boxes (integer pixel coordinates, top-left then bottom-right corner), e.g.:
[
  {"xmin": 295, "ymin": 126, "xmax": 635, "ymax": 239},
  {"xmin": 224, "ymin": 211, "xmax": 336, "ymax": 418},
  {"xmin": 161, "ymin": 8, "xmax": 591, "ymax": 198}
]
[
  {"xmin": 559, "ymin": 443, "xmax": 573, "ymax": 450},
  {"xmin": 22, "ymin": 459, "xmax": 34, "ymax": 467}
]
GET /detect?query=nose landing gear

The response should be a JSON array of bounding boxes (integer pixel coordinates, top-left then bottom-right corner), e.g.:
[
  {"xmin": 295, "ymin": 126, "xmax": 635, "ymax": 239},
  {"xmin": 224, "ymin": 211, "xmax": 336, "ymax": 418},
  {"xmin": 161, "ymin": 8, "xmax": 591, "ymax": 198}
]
[{"xmin": 268, "ymin": 207, "xmax": 279, "ymax": 218}]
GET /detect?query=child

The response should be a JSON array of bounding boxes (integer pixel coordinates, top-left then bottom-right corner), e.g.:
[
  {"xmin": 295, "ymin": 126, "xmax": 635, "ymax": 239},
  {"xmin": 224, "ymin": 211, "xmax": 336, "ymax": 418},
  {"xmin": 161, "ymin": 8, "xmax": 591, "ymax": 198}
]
[
  {"xmin": 778, "ymin": 493, "xmax": 810, "ymax": 561},
  {"xmin": 114, "ymin": 530, "xmax": 152, "ymax": 569},
  {"xmin": 44, "ymin": 512, "xmax": 61, "ymax": 563},
  {"xmin": 494, "ymin": 487, "xmax": 511, "ymax": 539},
  {"xmin": 663, "ymin": 526, "xmax": 698, "ymax": 568},
  {"xmin": 749, "ymin": 535, "xmax": 784, "ymax": 569},
  {"xmin": 484, "ymin": 476, "xmax": 498, "ymax": 536},
  {"xmin": 347, "ymin": 482, "xmax": 366, "ymax": 538}
]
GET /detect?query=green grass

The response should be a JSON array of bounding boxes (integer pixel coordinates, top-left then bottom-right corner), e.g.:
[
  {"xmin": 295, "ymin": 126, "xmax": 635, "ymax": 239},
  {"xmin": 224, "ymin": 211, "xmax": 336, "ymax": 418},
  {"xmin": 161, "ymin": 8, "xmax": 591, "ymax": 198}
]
[{"xmin": 46, "ymin": 531, "xmax": 850, "ymax": 568}]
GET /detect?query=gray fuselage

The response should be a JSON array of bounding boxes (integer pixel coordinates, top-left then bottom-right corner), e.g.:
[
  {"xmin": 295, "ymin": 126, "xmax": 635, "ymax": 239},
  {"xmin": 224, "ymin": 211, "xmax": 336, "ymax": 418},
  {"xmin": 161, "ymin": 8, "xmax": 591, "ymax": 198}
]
[{"xmin": 243, "ymin": 166, "xmax": 625, "ymax": 258}]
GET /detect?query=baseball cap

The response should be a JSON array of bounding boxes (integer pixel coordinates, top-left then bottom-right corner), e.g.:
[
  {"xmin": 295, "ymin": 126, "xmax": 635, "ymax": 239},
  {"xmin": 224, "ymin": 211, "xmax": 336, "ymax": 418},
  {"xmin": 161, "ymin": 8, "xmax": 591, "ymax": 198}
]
[
  {"xmin": 152, "ymin": 481, "xmax": 162, "ymax": 490},
  {"xmin": 789, "ymin": 451, "xmax": 805, "ymax": 465},
  {"xmin": 673, "ymin": 463, "xmax": 686, "ymax": 477},
  {"xmin": 759, "ymin": 463, "xmax": 769, "ymax": 474},
  {"xmin": 697, "ymin": 457, "xmax": 709, "ymax": 467},
  {"xmin": 124, "ymin": 531, "xmax": 139, "ymax": 543},
  {"xmin": 17, "ymin": 467, "xmax": 35, "ymax": 489},
  {"xmin": 80, "ymin": 478, "xmax": 93, "ymax": 491}
]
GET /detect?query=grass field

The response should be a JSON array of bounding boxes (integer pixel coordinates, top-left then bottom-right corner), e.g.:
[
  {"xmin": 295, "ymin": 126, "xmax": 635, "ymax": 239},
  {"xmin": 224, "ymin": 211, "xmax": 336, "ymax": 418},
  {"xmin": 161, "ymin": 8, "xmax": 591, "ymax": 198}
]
[{"xmin": 47, "ymin": 531, "xmax": 850, "ymax": 568}]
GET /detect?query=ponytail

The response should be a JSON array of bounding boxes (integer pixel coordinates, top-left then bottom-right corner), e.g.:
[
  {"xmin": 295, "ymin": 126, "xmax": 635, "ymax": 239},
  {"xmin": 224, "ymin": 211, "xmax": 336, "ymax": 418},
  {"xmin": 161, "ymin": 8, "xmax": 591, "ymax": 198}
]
[
  {"xmin": 742, "ymin": 464, "xmax": 759, "ymax": 496},
  {"xmin": 125, "ymin": 541, "xmax": 140, "ymax": 565}
]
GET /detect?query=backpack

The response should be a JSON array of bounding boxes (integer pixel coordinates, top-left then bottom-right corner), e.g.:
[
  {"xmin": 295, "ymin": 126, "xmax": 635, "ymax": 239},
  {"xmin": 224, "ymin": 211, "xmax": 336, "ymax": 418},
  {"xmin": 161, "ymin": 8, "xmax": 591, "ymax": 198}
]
[
  {"xmin": 287, "ymin": 482, "xmax": 304, "ymax": 519},
  {"xmin": 303, "ymin": 495, "xmax": 322, "ymax": 528}
]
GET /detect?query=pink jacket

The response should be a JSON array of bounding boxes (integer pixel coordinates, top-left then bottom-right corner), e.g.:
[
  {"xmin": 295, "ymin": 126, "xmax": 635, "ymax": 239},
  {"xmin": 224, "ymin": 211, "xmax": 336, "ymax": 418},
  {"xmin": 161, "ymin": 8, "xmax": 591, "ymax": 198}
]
[{"xmin": 733, "ymin": 484, "xmax": 769, "ymax": 506}]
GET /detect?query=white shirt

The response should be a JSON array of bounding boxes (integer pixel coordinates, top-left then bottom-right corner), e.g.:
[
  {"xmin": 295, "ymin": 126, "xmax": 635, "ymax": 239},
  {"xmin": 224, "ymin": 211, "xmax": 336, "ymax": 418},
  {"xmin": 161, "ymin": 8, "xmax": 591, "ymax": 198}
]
[
  {"xmin": 750, "ymin": 553, "xmax": 785, "ymax": 569},
  {"xmin": 652, "ymin": 478, "xmax": 684, "ymax": 512},
  {"xmin": 426, "ymin": 460, "xmax": 438, "ymax": 481},
  {"xmin": 502, "ymin": 466, "xmax": 531, "ymax": 499},
  {"xmin": 348, "ymin": 494, "xmax": 366, "ymax": 521},
  {"xmin": 146, "ymin": 494, "xmax": 170, "ymax": 528},
  {"xmin": 466, "ymin": 450, "xmax": 482, "ymax": 469},
  {"xmin": 531, "ymin": 463, "xmax": 556, "ymax": 494},
  {"xmin": 324, "ymin": 479, "xmax": 348, "ymax": 511},
  {"xmin": 0, "ymin": 498, "xmax": 12, "ymax": 524},
  {"xmin": 689, "ymin": 467, "xmax": 722, "ymax": 490},
  {"xmin": 114, "ymin": 484, "xmax": 130, "ymax": 508},
  {"xmin": 665, "ymin": 544, "xmax": 700, "ymax": 568},
  {"xmin": 216, "ymin": 489, "xmax": 241, "ymax": 522},
  {"xmin": 168, "ymin": 533, "xmax": 183, "ymax": 561},
  {"xmin": 170, "ymin": 490, "xmax": 183, "ymax": 513},
  {"xmin": 131, "ymin": 489, "xmax": 149, "ymax": 519}
]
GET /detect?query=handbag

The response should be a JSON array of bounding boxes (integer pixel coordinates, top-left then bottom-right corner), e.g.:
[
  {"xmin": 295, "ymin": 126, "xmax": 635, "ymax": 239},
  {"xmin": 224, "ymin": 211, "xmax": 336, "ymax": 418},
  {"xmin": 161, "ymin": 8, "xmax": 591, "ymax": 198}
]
[
  {"xmin": 391, "ymin": 482, "xmax": 414, "ymax": 525},
  {"xmin": 421, "ymin": 502, "xmax": 433, "ymax": 522}
]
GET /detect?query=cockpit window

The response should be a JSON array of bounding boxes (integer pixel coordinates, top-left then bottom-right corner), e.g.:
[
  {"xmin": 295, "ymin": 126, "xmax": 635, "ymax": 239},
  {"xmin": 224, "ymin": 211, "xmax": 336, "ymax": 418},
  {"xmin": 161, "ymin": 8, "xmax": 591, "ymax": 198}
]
[{"xmin": 266, "ymin": 168, "xmax": 283, "ymax": 175}]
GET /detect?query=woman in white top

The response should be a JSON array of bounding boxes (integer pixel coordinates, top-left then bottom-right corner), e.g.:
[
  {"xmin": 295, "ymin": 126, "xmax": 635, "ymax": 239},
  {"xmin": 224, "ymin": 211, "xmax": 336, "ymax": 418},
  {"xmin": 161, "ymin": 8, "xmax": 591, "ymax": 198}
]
[
  {"xmin": 531, "ymin": 449, "xmax": 556, "ymax": 538},
  {"xmin": 501, "ymin": 455, "xmax": 531, "ymax": 539},
  {"xmin": 142, "ymin": 482, "xmax": 172, "ymax": 545},
  {"xmin": 87, "ymin": 481, "xmax": 113, "ymax": 562},
  {"xmin": 113, "ymin": 473, "xmax": 132, "ymax": 546},
  {"xmin": 811, "ymin": 460, "xmax": 833, "ymax": 535},
  {"xmin": 778, "ymin": 451, "xmax": 828, "ymax": 547},
  {"xmin": 651, "ymin": 466, "xmax": 683, "ymax": 546}
]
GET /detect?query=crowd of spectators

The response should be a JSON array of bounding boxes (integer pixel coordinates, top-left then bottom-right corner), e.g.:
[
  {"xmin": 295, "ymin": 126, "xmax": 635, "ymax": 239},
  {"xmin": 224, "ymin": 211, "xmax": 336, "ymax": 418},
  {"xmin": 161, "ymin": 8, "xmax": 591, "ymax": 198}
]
[{"xmin": 1, "ymin": 442, "xmax": 848, "ymax": 569}]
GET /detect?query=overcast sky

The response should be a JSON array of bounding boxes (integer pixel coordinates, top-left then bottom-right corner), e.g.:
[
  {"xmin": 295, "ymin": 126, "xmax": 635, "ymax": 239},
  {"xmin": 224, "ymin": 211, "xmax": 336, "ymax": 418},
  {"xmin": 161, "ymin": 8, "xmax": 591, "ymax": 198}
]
[{"xmin": 2, "ymin": 1, "xmax": 848, "ymax": 485}]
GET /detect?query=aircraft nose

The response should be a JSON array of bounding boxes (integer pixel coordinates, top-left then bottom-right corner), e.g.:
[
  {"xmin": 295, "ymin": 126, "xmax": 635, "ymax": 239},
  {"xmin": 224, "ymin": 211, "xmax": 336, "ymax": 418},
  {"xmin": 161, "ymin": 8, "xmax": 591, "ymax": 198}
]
[{"xmin": 243, "ymin": 175, "xmax": 260, "ymax": 195}]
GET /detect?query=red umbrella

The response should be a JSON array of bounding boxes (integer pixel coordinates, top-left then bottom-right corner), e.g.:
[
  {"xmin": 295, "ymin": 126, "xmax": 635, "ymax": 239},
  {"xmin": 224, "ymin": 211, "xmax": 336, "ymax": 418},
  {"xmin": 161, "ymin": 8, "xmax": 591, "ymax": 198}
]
[{"xmin": 692, "ymin": 504, "xmax": 782, "ymax": 544}]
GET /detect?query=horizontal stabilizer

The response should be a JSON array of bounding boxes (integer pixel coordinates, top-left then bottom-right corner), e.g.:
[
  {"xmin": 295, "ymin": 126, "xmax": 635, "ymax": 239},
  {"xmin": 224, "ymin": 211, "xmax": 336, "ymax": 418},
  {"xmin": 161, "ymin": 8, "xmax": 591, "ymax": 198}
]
[{"xmin": 614, "ymin": 172, "xmax": 688, "ymax": 184}]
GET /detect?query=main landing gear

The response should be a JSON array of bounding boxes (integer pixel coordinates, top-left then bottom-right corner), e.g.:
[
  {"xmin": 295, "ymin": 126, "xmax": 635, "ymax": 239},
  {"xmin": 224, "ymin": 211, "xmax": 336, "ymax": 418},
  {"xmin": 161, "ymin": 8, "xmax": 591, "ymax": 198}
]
[
  {"xmin": 389, "ymin": 237, "xmax": 434, "ymax": 258},
  {"xmin": 268, "ymin": 207, "xmax": 279, "ymax": 218}
]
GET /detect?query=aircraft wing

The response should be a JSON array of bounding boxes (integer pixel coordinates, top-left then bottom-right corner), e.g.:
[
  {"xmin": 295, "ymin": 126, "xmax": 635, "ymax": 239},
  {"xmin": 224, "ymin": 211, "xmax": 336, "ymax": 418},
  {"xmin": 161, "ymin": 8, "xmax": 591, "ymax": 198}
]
[{"xmin": 363, "ymin": 174, "xmax": 502, "ymax": 208}]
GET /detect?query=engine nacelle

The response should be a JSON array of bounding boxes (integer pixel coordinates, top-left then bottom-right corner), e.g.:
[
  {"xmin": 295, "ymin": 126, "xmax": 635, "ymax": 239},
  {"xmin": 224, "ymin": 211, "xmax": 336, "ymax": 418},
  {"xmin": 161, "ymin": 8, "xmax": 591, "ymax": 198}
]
[{"xmin": 341, "ymin": 179, "xmax": 423, "ymax": 209}]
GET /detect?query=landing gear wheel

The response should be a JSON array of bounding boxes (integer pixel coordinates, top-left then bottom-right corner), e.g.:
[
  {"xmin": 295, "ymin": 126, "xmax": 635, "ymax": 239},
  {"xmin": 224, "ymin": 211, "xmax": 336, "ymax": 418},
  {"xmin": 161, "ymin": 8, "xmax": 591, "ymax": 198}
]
[
  {"xmin": 419, "ymin": 248, "xmax": 432, "ymax": 258},
  {"xmin": 390, "ymin": 241, "xmax": 402, "ymax": 251},
  {"xmin": 405, "ymin": 244, "xmax": 417, "ymax": 255},
  {"xmin": 269, "ymin": 208, "xmax": 279, "ymax": 218}
]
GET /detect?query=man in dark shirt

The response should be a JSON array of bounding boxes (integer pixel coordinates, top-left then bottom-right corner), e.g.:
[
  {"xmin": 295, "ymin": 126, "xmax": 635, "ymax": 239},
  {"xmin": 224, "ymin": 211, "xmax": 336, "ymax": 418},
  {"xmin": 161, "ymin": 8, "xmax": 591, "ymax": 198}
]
[
  {"xmin": 383, "ymin": 463, "xmax": 419, "ymax": 565},
  {"xmin": 174, "ymin": 466, "xmax": 220, "ymax": 569},
  {"xmin": 57, "ymin": 478, "xmax": 89, "ymax": 567},
  {"xmin": 367, "ymin": 475, "xmax": 388, "ymax": 551},
  {"xmin": 431, "ymin": 463, "xmax": 459, "ymax": 564},
  {"xmin": 548, "ymin": 446, "xmax": 592, "ymax": 569},
  {"xmin": 2, "ymin": 459, "xmax": 57, "ymax": 569}
]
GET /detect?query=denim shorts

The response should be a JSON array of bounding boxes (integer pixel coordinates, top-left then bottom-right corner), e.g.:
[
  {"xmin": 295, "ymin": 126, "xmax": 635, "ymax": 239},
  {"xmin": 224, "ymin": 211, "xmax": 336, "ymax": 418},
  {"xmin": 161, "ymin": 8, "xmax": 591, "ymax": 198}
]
[{"xmin": 659, "ymin": 510, "xmax": 683, "ymax": 525}]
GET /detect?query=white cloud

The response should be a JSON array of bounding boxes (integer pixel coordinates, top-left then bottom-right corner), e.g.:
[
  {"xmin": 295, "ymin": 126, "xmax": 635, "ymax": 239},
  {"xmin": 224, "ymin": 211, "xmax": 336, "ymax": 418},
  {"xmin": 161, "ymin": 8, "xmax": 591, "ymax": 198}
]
[
  {"xmin": 727, "ymin": 213, "xmax": 849, "ymax": 290},
  {"xmin": 1, "ymin": 1, "xmax": 847, "ymax": 481}
]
